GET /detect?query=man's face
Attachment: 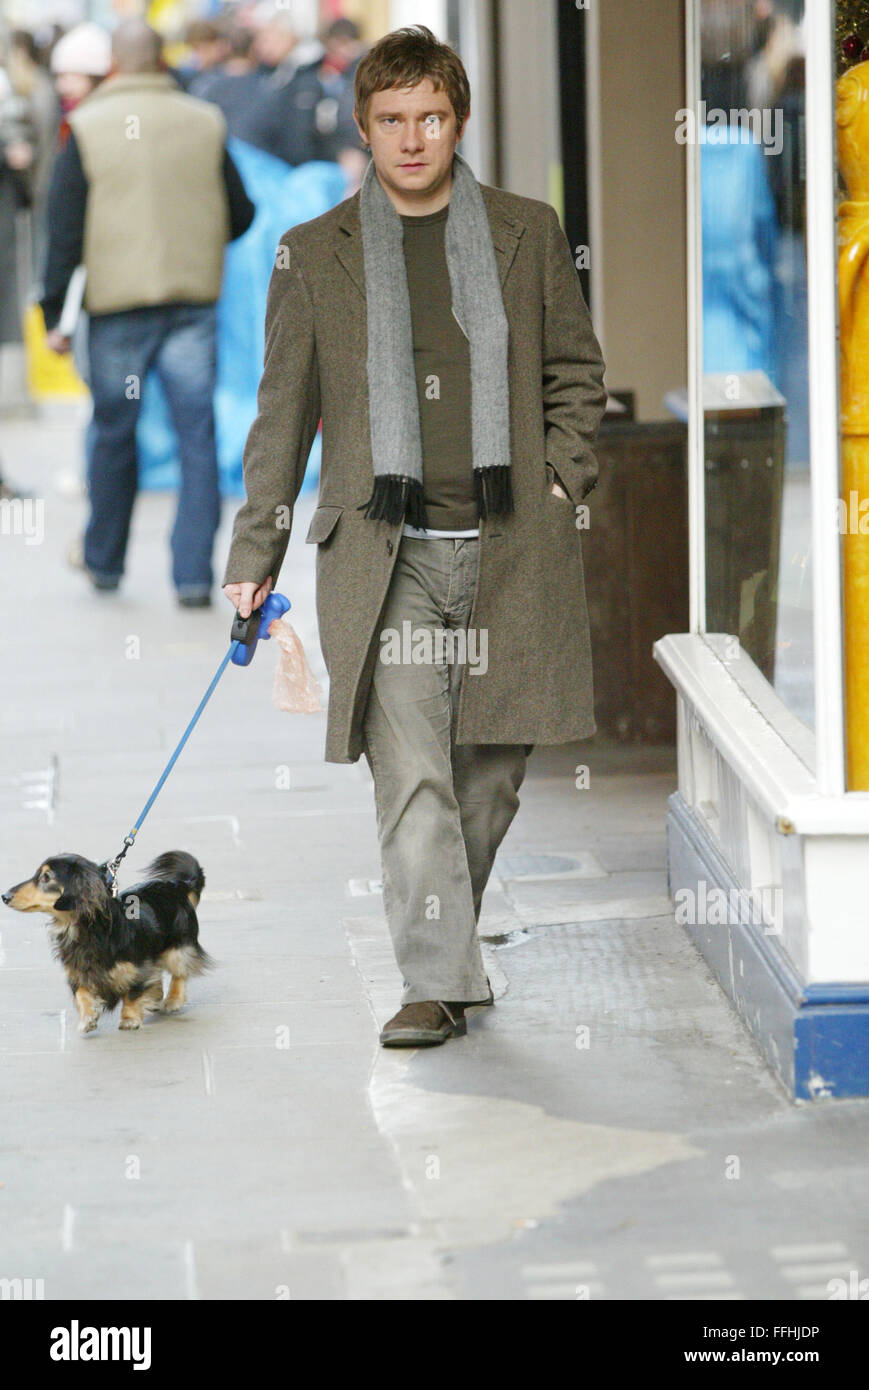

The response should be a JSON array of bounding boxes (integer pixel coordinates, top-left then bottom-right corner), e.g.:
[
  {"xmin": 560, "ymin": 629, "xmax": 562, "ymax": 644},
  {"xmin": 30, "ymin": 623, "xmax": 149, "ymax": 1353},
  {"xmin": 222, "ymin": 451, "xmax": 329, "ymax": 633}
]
[
  {"xmin": 325, "ymin": 36, "xmax": 357, "ymax": 71},
  {"xmin": 55, "ymin": 71, "xmax": 99, "ymax": 109},
  {"xmin": 254, "ymin": 22, "xmax": 295, "ymax": 69},
  {"xmin": 192, "ymin": 38, "xmax": 230, "ymax": 70},
  {"xmin": 355, "ymin": 77, "xmax": 467, "ymax": 205}
]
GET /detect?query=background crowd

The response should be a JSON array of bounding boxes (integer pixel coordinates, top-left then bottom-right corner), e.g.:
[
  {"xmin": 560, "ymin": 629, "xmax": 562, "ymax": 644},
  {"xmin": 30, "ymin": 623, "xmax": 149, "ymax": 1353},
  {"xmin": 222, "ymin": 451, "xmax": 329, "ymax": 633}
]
[
  {"xmin": 1, "ymin": 3, "xmax": 368, "ymax": 296},
  {"xmin": 0, "ymin": 4, "xmax": 369, "ymax": 581},
  {"xmin": 0, "ymin": 5, "xmax": 369, "ymax": 320}
]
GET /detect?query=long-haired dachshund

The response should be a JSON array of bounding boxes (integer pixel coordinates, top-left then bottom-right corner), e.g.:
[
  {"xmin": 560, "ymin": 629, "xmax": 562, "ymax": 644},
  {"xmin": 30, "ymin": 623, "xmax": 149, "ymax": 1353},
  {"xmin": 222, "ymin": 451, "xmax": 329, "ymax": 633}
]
[{"xmin": 2, "ymin": 850, "xmax": 213, "ymax": 1033}]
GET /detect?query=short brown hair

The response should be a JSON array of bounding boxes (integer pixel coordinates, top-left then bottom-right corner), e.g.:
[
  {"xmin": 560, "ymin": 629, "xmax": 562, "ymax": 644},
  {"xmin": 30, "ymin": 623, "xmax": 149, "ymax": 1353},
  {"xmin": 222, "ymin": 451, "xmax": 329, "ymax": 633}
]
[
  {"xmin": 185, "ymin": 19, "xmax": 227, "ymax": 47},
  {"xmin": 354, "ymin": 25, "xmax": 470, "ymax": 136}
]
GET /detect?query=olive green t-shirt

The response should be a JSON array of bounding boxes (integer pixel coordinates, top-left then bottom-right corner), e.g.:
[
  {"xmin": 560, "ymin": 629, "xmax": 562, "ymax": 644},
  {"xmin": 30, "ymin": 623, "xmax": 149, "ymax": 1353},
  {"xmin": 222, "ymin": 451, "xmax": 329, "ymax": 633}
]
[{"xmin": 399, "ymin": 203, "xmax": 477, "ymax": 529}]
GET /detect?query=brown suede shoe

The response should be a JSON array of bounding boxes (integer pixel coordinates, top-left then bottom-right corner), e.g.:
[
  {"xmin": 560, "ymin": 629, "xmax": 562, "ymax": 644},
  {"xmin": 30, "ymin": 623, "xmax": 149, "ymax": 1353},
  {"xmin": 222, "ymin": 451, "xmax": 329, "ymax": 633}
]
[{"xmin": 379, "ymin": 1000, "xmax": 467, "ymax": 1047}]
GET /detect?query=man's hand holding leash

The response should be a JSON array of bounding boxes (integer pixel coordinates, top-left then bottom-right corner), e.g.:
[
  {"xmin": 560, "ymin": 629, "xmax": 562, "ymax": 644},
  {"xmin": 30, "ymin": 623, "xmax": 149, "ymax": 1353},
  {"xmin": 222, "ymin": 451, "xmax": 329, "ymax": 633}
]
[{"xmin": 223, "ymin": 574, "xmax": 274, "ymax": 620}]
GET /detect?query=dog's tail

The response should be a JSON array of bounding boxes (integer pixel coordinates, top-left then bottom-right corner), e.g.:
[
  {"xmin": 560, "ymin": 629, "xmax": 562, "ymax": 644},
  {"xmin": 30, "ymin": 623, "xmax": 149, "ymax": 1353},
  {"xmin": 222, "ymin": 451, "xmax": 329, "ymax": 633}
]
[
  {"xmin": 143, "ymin": 851, "xmax": 206, "ymax": 909},
  {"xmin": 188, "ymin": 939, "xmax": 217, "ymax": 974}
]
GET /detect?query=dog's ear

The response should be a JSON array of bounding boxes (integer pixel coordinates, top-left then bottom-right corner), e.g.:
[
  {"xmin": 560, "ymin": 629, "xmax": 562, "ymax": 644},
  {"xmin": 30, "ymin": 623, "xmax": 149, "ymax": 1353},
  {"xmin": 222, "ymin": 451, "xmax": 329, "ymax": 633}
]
[{"xmin": 52, "ymin": 893, "xmax": 77, "ymax": 912}]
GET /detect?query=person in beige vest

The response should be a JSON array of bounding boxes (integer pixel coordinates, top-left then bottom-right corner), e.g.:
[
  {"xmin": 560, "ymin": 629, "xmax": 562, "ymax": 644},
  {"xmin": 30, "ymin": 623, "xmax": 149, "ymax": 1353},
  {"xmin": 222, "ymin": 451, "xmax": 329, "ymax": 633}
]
[{"xmin": 41, "ymin": 19, "xmax": 254, "ymax": 605}]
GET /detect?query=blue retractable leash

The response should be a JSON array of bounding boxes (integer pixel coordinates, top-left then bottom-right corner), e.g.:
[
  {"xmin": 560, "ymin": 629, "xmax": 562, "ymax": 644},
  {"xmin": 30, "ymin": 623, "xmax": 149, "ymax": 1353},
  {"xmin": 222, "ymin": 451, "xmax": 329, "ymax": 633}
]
[{"xmin": 102, "ymin": 592, "xmax": 291, "ymax": 895}]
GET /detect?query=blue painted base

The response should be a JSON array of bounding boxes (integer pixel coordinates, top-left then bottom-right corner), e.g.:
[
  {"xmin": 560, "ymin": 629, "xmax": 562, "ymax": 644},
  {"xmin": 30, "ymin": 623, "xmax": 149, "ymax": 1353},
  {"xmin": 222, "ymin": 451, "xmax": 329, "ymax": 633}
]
[{"xmin": 667, "ymin": 791, "xmax": 869, "ymax": 1102}]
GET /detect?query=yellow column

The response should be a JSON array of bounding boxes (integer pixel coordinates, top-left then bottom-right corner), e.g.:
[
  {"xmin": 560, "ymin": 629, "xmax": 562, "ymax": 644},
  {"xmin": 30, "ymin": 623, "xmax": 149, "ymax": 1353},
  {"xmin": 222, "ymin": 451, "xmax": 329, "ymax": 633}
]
[
  {"xmin": 836, "ymin": 63, "xmax": 869, "ymax": 788},
  {"xmin": 841, "ymin": 440, "xmax": 869, "ymax": 787}
]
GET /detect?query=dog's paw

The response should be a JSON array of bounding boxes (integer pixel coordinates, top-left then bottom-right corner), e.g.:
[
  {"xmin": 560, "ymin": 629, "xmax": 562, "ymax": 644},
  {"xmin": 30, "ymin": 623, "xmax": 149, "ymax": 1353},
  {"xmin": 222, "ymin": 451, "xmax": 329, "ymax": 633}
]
[
  {"xmin": 77, "ymin": 1017, "xmax": 99, "ymax": 1034},
  {"xmin": 159, "ymin": 998, "xmax": 186, "ymax": 1014},
  {"xmin": 119, "ymin": 1016, "xmax": 142, "ymax": 1031}
]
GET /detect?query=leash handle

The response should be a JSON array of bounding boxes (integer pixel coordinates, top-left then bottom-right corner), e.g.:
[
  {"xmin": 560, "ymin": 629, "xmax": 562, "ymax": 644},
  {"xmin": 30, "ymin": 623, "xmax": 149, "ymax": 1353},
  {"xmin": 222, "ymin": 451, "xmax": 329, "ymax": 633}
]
[{"xmin": 230, "ymin": 592, "xmax": 291, "ymax": 667}]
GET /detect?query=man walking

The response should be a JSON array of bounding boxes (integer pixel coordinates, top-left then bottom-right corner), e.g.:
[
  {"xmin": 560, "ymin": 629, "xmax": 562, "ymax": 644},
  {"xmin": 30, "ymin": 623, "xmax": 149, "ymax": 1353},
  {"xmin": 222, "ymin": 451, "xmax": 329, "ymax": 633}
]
[
  {"xmin": 223, "ymin": 25, "xmax": 607, "ymax": 1044},
  {"xmin": 42, "ymin": 19, "xmax": 255, "ymax": 605}
]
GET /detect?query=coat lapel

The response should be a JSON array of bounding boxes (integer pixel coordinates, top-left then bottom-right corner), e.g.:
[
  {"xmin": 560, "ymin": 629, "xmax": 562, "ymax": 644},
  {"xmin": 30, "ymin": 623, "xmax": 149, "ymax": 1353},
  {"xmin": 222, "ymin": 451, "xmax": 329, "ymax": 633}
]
[{"xmin": 335, "ymin": 184, "xmax": 526, "ymax": 301}]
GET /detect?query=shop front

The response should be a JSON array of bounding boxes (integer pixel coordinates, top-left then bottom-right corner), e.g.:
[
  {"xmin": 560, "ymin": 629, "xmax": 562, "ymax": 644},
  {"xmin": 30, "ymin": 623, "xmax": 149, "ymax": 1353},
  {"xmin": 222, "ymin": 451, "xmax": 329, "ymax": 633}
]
[{"xmin": 655, "ymin": 0, "xmax": 869, "ymax": 1100}]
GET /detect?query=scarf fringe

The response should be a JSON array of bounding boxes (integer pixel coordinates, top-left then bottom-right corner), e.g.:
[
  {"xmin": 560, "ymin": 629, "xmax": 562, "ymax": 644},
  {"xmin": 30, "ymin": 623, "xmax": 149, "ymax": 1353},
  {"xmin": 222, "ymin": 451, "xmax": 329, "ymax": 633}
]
[
  {"xmin": 357, "ymin": 475, "xmax": 429, "ymax": 528},
  {"xmin": 474, "ymin": 465, "xmax": 514, "ymax": 519},
  {"xmin": 358, "ymin": 468, "xmax": 515, "ymax": 528}
]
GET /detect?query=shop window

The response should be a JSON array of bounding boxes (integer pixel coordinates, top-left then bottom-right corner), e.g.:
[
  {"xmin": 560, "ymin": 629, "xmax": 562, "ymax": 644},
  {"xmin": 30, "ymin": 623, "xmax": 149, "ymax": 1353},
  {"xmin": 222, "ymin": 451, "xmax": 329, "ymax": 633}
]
[{"xmin": 698, "ymin": 0, "xmax": 812, "ymax": 731}]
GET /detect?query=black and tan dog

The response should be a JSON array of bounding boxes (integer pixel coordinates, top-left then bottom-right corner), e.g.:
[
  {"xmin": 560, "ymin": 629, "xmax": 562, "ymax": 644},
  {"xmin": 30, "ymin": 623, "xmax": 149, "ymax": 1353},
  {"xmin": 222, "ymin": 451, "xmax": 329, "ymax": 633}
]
[{"xmin": 2, "ymin": 850, "xmax": 213, "ymax": 1033}]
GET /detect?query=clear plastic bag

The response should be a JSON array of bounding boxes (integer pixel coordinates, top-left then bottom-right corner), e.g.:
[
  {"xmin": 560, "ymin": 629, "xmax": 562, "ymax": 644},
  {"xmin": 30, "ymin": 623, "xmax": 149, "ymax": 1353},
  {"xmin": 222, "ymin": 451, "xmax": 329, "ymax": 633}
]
[{"xmin": 267, "ymin": 617, "xmax": 323, "ymax": 713}]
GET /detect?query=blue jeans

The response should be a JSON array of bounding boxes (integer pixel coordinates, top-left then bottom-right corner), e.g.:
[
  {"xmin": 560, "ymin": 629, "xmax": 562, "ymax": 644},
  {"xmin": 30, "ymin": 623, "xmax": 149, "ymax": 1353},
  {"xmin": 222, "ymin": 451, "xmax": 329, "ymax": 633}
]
[{"xmin": 84, "ymin": 303, "xmax": 221, "ymax": 591}]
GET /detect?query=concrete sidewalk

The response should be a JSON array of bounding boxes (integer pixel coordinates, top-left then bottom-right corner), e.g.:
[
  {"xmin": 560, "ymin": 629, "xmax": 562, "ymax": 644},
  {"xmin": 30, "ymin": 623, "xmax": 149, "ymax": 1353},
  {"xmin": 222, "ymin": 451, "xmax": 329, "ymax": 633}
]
[{"xmin": 1, "ymin": 409, "xmax": 868, "ymax": 1302}]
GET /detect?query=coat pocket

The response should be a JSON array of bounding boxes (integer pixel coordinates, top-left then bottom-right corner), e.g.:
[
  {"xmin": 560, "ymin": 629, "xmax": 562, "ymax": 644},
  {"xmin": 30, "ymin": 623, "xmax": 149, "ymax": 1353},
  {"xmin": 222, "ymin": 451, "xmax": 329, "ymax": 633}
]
[
  {"xmin": 545, "ymin": 461, "xmax": 573, "ymax": 504},
  {"xmin": 545, "ymin": 465, "xmax": 576, "ymax": 512},
  {"xmin": 305, "ymin": 505, "xmax": 344, "ymax": 545}
]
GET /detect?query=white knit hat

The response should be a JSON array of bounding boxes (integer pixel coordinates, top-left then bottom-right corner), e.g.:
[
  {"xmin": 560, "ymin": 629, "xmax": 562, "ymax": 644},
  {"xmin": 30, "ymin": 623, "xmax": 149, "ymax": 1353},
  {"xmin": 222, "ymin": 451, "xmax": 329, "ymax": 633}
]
[{"xmin": 50, "ymin": 22, "xmax": 112, "ymax": 78}]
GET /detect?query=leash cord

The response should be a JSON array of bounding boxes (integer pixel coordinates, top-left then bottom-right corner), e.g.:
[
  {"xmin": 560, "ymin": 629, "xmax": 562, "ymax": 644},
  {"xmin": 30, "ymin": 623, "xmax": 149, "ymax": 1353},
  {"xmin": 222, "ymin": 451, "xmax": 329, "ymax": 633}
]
[{"xmin": 104, "ymin": 643, "xmax": 238, "ymax": 892}]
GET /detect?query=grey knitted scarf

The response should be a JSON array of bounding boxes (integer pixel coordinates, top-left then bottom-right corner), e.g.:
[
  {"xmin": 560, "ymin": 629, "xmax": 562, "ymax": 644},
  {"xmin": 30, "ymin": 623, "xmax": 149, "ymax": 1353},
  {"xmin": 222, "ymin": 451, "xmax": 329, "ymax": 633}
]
[{"xmin": 357, "ymin": 150, "xmax": 512, "ymax": 528}]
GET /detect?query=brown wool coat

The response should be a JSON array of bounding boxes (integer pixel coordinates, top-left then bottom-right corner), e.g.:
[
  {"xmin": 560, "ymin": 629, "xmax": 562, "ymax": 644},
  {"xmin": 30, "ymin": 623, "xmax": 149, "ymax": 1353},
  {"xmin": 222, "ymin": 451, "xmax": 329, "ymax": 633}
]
[{"xmin": 223, "ymin": 181, "xmax": 608, "ymax": 764}]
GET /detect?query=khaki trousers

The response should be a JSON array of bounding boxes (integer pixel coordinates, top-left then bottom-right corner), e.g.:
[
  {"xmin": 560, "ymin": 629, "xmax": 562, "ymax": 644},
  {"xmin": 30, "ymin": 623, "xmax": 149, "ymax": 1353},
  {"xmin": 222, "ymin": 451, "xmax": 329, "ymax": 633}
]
[{"xmin": 361, "ymin": 536, "xmax": 530, "ymax": 1004}]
